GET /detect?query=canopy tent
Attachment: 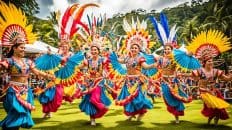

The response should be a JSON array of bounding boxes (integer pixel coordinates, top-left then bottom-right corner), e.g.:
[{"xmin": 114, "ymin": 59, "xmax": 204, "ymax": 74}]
[{"xmin": 25, "ymin": 41, "xmax": 58, "ymax": 54}]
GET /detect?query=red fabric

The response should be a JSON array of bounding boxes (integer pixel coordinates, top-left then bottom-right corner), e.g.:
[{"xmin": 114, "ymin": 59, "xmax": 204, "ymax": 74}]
[
  {"xmin": 201, "ymin": 90, "xmax": 229, "ymax": 120},
  {"xmin": 90, "ymin": 86, "xmax": 108, "ymax": 119},
  {"xmin": 115, "ymin": 90, "xmax": 139, "ymax": 106},
  {"xmin": 164, "ymin": 98, "xmax": 184, "ymax": 116},
  {"xmin": 124, "ymin": 108, "xmax": 147, "ymax": 116},
  {"xmin": 42, "ymin": 84, "xmax": 64, "ymax": 113},
  {"xmin": 63, "ymin": 95, "xmax": 74, "ymax": 103},
  {"xmin": 138, "ymin": 57, "xmax": 146, "ymax": 65},
  {"xmin": 201, "ymin": 104, "xmax": 229, "ymax": 120}
]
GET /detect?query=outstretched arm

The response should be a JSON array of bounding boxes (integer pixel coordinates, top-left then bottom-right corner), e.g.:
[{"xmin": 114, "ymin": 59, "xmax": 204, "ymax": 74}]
[
  {"xmin": 141, "ymin": 62, "xmax": 157, "ymax": 69},
  {"xmin": 31, "ymin": 67, "xmax": 55, "ymax": 80},
  {"xmin": 29, "ymin": 59, "xmax": 55, "ymax": 80},
  {"xmin": 219, "ymin": 73, "xmax": 232, "ymax": 81}
]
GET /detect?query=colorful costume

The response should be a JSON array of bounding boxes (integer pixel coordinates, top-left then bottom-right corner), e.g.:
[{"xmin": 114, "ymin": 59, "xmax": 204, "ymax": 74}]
[
  {"xmin": 35, "ymin": 54, "xmax": 63, "ymax": 115},
  {"xmin": 115, "ymin": 57, "xmax": 154, "ymax": 116},
  {"xmin": 192, "ymin": 68, "xmax": 230, "ymax": 120},
  {"xmin": 108, "ymin": 17, "xmax": 159, "ymax": 118},
  {"xmin": 0, "ymin": 1, "xmax": 37, "ymax": 128},
  {"xmin": 35, "ymin": 3, "xmax": 96, "ymax": 114},
  {"xmin": 150, "ymin": 13, "xmax": 193, "ymax": 117},
  {"xmin": 188, "ymin": 30, "xmax": 231, "ymax": 122},
  {"xmin": 79, "ymin": 57, "xmax": 111, "ymax": 119},
  {"xmin": 0, "ymin": 59, "xmax": 35, "ymax": 128}
]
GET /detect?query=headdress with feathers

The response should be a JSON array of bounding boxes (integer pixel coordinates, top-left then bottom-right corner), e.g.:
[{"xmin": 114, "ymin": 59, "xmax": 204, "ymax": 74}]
[
  {"xmin": 0, "ymin": 1, "xmax": 37, "ymax": 46},
  {"xmin": 120, "ymin": 17, "xmax": 155, "ymax": 54},
  {"xmin": 74, "ymin": 12, "xmax": 110, "ymax": 51},
  {"xmin": 186, "ymin": 29, "xmax": 231, "ymax": 61},
  {"xmin": 58, "ymin": 3, "xmax": 99, "ymax": 45},
  {"xmin": 150, "ymin": 12, "xmax": 178, "ymax": 49}
]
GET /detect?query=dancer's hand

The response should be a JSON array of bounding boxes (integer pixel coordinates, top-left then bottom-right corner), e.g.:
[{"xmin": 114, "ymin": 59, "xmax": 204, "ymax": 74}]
[
  {"xmin": 0, "ymin": 60, "xmax": 8, "ymax": 68},
  {"xmin": 187, "ymin": 51, "xmax": 193, "ymax": 56},
  {"xmin": 47, "ymin": 46, "xmax": 52, "ymax": 55}
]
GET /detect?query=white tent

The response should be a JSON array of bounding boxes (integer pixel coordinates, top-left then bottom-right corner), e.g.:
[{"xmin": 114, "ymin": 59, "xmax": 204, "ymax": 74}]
[{"xmin": 25, "ymin": 41, "xmax": 58, "ymax": 54}]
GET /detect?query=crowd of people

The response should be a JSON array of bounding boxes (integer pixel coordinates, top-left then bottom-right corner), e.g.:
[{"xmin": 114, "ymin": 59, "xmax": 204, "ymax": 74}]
[{"xmin": 0, "ymin": 2, "xmax": 232, "ymax": 130}]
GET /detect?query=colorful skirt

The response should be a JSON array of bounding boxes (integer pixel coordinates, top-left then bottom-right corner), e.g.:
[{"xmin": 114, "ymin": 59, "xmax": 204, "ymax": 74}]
[
  {"xmin": 201, "ymin": 93, "xmax": 230, "ymax": 120},
  {"xmin": 79, "ymin": 79, "xmax": 111, "ymax": 119},
  {"xmin": 41, "ymin": 84, "xmax": 63, "ymax": 113},
  {"xmin": 0, "ymin": 86, "xmax": 34, "ymax": 128},
  {"xmin": 161, "ymin": 82, "xmax": 187, "ymax": 116},
  {"xmin": 116, "ymin": 78, "xmax": 153, "ymax": 116}
]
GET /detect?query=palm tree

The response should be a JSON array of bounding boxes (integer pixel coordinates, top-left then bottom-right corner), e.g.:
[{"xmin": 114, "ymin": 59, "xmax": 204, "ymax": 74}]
[
  {"xmin": 179, "ymin": 16, "xmax": 199, "ymax": 43},
  {"xmin": 204, "ymin": 6, "xmax": 232, "ymax": 32},
  {"xmin": 203, "ymin": 0, "xmax": 232, "ymax": 37}
]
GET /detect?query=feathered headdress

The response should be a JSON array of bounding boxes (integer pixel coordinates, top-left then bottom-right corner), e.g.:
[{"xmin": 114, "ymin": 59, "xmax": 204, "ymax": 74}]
[
  {"xmin": 58, "ymin": 3, "xmax": 99, "ymax": 44},
  {"xmin": 74, "ymin": 12, "xmax": 109, "ymax": 51},
  {"xmin": 186, "ymin": 30, "xmax": 231, "ymax": 61},
  {"xmin": 150, "ymin": 12, "xmax": 178, "ymax": 48},
  {"xmin": 120, "ymin": 17, "xmax": 155, "ymax": 54},
  {"xmin": 0, "ymin": 1, "xmax": 37, "ymax": 46}
]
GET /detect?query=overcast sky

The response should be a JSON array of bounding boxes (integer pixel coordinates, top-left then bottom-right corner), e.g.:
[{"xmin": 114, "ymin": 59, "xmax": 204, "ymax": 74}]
[{"xmin": 36, "ymin": 0, "xmax": 191, "ymax": 21}]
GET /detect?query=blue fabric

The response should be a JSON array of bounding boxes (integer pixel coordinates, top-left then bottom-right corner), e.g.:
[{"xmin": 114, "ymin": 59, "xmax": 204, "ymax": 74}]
[
  {"xmin": 140, "ymin": 52, "xmax": 159, "ymax": 77},
  {"xmin": 125, "ymin": 86, "xmax": 153, "ymax": 113},
  {"xmin": 109, "ymin": 52, "xmax": 127, "ymax": 75},
  {"xmin": 117, "ymin": 81, "xmax": 153, "ymax": 113},
  {"xmin": 35, "ymin": 54, "xmax": 61, "ymax": 71},
  {"xmin": 161, "ymin": 83, "xmax": 185, "ymax": 111},
  {"xmin": 0, "ymin": 87, "xmax": 34, "ymax": 128},
  {"xmin": 173, "ymin": 49, "xmax": 201, "ymax": 71},
  {"xmin": 99, "ymin": 79, "xmax": 111, "ymax": 106},
  {"xmin": 55, "ymin": 52, "xmax": 84, "ymax": 79},
  {"xmin": 79, "ymin": 79, "xmax": 111, "ymax": 116},
  {"xmin": 38, "ymin": 87, "xmax": 56, "ymax": 104},
  {"xmin": 79, "ymin": 94, "xmax": 97, "ymax": 116}
]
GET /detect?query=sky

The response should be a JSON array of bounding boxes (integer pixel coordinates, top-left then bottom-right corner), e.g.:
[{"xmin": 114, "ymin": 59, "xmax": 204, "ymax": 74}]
[{"xmin": 36, "ymin": 0, "xmax": 192, "ymax": 21}]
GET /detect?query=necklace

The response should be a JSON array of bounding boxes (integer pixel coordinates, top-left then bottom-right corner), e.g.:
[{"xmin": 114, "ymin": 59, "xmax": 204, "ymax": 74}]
[
  {"xmin": 13, "ymin": 57, "xmax": 27, "ymax": 74},
  {"xmin": 91, "ymin": 57, "xmax": 99, "ymax": 69},
  {"xmin": 202, "ymin": 68, "xmax": 214, "ymax": 80}
]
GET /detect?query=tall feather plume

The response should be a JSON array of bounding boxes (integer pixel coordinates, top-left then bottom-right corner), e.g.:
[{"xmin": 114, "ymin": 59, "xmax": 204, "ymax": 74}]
[
  {"xmin": 149, "ymin": 16, "xmax": 163, "ymax": 45},
  {"xmin": 123, "ymin": 18, "xmax": 131, "ymax": 32},
  {"xmin": 160, "ymin": 12, "xmax": 170, "ymax": 37},
  {"xmin": 157, "ymin": 23, "xmax": 168, "ymax": 44},
  {"xmin": 136, "ymin": 17, "xmax": 141, "ymax": 29},
  {"xmin": 87, "ymin": 14, "xmax": 92, "ymax": 30},
  {"xmin": 131, "ymin": 17, "xmax": 136, "ymax": 30},
  {"xmin": 140, "ymin": 20, "xmax": 146, "ymax": 30},
  {"xmin": 168, "ymin": 24, "xmax": 178, "ymax": 43}
]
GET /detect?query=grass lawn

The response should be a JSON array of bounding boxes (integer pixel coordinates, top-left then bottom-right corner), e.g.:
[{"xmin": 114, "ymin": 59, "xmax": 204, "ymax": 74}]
[{"xmin": 0, "ymin": 98, "xmax": 232, "ymax": 130}]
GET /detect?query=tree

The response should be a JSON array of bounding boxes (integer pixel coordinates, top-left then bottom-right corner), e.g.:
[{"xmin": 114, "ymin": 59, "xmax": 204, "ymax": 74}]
[
  {"xmin": 2, "ymin": 0, "xmax": 39, "ymax": 16},
  {"xmin": 179, "ymin": 16, "xmax": 199, "ymax": 43}
]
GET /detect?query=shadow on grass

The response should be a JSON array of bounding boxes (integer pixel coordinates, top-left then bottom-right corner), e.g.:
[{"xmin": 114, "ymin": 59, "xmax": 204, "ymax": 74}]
[
  {"xmin": 115, "ymin": 120, "xmax": 144, "ymax": 126},
  {"xmin": 33, "ymin": 117, "xmax": 62, "ymax": 124},
  {"xmin": 152, "ymin": 120, "xmax": 232, "ymax": 130},
  {"xmin": 105, "ymin": 109, "xmax": 123, "ymax": 117},
  {"xmin": 58, "ymin": 111, "xmax": 82, "ymax": 115},
  {"xmin": 33, "ymin": 119, "xmax": 105, "ymax": 130},
  {"xmin": 57, "ymin": 105, "xmax": 77, "ymax": 110}
]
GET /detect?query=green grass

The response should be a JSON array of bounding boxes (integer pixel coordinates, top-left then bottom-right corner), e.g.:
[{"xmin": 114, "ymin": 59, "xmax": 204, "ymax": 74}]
[{"xmin": 1, "ymin": 98, "xmax": 232, "ymax": 130}]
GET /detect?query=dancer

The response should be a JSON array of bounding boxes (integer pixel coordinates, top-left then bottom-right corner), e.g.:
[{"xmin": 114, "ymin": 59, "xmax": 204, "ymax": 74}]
[
  {"xmin": 109, "ymin": 17, "xmax": 159, "ymax": 121},
  {"xmin": 0, "ymin": 2, "xmax": 54, "ymax": 129},
  {"xmin": 150, "ymin": 13, "xmax": 194, "ymax": 123},
  {"xmin": 79, "ymin": 41, "xmax": 111, "ymax": 126},
  {"xmin": 187, "ymin": 30, "xmax": 232, "ymax": 125},
  {"xmin": 35, "ymin": 3, "xmax": 98, "ymax": 118}
]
